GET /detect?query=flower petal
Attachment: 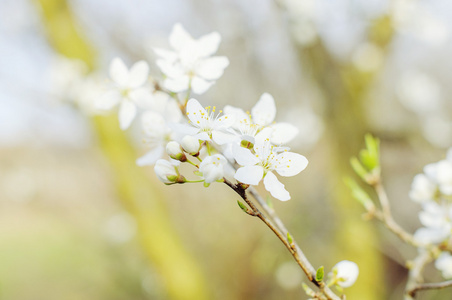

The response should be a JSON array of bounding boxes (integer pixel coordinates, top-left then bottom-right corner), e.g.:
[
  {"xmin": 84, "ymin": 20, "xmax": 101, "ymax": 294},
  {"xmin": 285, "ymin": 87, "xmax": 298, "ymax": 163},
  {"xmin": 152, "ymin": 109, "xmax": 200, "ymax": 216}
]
[
  {"xmin": 234, "ymin": 165, "xmax": 264, "ymax": 185},
  {"xmin": 96, "ymin": 90, "xmax": 122, "ymax": 110},
  {"xmin": 156, "ymin": 59, "xmax": 184, "ymax": 78},
  {"xmin": 118, "ymin": 101, "xmax": 137, "ymax": 130},
  {"xmin": 270, "ymin": 122, "xmax": 299, "ymax": 145},
  {"xmin": 127, "ymin": 60, "xmax": 149, "ymax": 88},
  {"xmin": 153, "ymin": 48, "xmax": 178, "ymax": 62},
  {"xmin": 163, "ymin": 75, "xmax": 190, "ymax": 93},
  {"xmin": 251, "ymin": 93, "xmax": 276, "ymax": 126},
  {"xmin": 191, "ymin": 76, "xmax": 214, "ymax": 94},
  {"xmin": 223, "ymin": 105, "xmax": 249, "ymax": 128},
  {"xmin": 196, "ymin": 32, "xmax": 221, "ymax": 57},
  {"xmin": 186, "ymin": 98, "xmax": 207, "ymax": 124},
  {"xmin": 129, "ymin": 87, "xmax": 153, "ymax": 108},
  {"xmin": 212, "ymin": 130, "xmax": 236, "ymax": 145},
  {"xmin": 195, "ymin": 56, "xmax": 229, "ymax": 80},
  {"xmin": 109, "ymin": 58, "xmax": 129, "ymax": 87},
  {"xmin": 169, "ymin": 23, "xmax": 193, "ymax": 51},
  {"xmin": 263, "ymin": 171, "xmax": 290, "ymax": 201},
  {"xmin": 232, "ymin": 143, "xmax": 260, "ymax": 166},
  {"xmin": 136, "ymin": 146, "xmax": 164, "ymax": 166},
  {"xmin": 215, "ymin": 113, "xmax": 235, "ymax": 129},
  {"xmin": 274, "ymin": 152, "xmax": 308, "ymax": 177}
]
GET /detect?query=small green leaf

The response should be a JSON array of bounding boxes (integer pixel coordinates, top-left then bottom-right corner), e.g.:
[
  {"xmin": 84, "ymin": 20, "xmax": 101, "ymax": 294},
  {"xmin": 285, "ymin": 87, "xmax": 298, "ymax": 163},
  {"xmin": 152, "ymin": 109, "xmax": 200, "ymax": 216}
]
[
  {"xmin": 237, "ymin": 200, "xmax": 248, "ymax": 213},
  {"xmin": 350, "ymin": 157, "xmax": 368, "ymax": 180},
  {"xmin": 316, "ymin": 266, "xmax": 324, "ymax": 282},
  {"xmin": 287, "ymin": 232, "xmax": 293, "ymax": 244},
  {"xmin": 203, "ymin": 182, "xmax": 210, "ymax": 188},
  {"xmin": 344, "ymin": 177, "xmax": 375, "ymax": 211},
  {"xmin": 193, "ymin": 170, "xmax": 202, "ymax": 176}
]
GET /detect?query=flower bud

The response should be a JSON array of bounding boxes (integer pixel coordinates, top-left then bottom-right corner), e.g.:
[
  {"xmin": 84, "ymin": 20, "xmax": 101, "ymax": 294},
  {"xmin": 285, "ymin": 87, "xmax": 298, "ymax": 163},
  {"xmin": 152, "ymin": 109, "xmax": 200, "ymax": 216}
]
[
  {"xmin": 199, "ymin": 154, "xmax": 226, "ymax": 183},
  {"xmin": 154, "ymin": 159, "xmax": 185, "ymax": 184},
  {"xmin": 181, "ymin": 135, "xmax": 201, "ymax": 156},
  {"xmin": 166, "ymin": 141, "xmax": 187, "ymax": 162},
  {"xmin": 332, "ymin": 260, "xmax": 359, "ymax": 288}
]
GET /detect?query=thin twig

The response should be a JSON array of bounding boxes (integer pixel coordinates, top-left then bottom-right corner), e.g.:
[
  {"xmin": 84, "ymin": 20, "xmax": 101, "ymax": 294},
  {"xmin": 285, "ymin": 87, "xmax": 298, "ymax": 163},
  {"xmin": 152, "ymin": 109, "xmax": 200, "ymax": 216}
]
[
  {"xmin": 404, "ymin": 251, "xmax": 433, "ymax": 299},
  {"xmin": 223, "ymin": 179, "xmax": 341, "ymax": 300},
  {"xmin": 408, "ymin": 279, "xmax": 452, "ymax": 295},
  {"xmin": 373, "ymin": 182, "xmax": 418, "ymax": 247}
]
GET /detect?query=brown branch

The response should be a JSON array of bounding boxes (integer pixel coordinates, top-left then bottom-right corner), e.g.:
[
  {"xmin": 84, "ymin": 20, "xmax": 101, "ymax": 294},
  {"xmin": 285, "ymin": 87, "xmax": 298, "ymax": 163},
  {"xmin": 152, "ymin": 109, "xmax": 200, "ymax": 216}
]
[
  {"xmin": 408, "ymin": 279, "xmax": 452, "ymax": 296},
  {"xmin": 372, "ymin": 182, "xmax": 418, "ymax": 247},
  {"xmin": 223, "ymin": 179, "xmax": 341, "ymax": 300}
]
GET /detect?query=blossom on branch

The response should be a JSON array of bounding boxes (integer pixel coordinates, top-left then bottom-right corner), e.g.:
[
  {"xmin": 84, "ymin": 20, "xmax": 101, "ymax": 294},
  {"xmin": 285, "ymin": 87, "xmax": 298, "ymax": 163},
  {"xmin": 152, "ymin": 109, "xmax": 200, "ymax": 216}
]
[
  {"xmin": 155, "ymin": 23, "xmax": 229, "ymax": 95},
  {"xmin": 232, "ymin": 132, "xmax": 308, "ymax": 201},
  {"xmin": 97, "ymin": 58, "xmax": 151, "ymax": 129},
  {"xmin": 224, "ymin": 93, "xmax": 299, "ymax": 145}
]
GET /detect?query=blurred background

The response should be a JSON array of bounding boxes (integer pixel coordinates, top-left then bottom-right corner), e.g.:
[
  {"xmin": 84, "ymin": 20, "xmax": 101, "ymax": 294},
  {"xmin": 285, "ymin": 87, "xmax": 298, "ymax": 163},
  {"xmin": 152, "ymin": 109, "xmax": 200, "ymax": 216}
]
[{"xmin": 1, "ymin": 0, "xmax": 452, "ymax": 299}]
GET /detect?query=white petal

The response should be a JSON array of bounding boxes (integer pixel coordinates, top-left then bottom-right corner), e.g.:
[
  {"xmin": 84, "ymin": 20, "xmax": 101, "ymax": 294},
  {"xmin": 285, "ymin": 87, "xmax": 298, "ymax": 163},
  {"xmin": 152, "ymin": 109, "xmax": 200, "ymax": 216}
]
[
  {"xmin": 196, "ymin": 32, "xmax": 221, "ymax": 57},
  {"xmin": 141, "ymin": 111, "xmax": 167, "ymax": 136},
  {"xmin": 118, "ymin": 101, "xmax": 137, "ymax": 130},
  {"xmin": 194, "ymin": 132, "xmax": 211, "ymax": 141},
  {"xmin": 109, "ymin": 58, "xmax": 129, "ymax": 87},
  {"xmin": 136, "ymin": 146, "xmax": 164, "ymax": 166},
  {"xmin": 234, "ymin": 165, "xmax": 264, "ymax": 185},
  {"xmin": 96, "ymin": 90, "xmax": 122, "ymax": 110},
  {"xmin": 163, "ymin": 76, "xmax": 190, "ymax": 93},
  {"xmin": 156, "ymin": 59, "xmax": 184, "ymax": 78},
  {"xmin": 153, "ymin": 48, "xmax": 178, "ymax": 62},
  {"xmin": 232, "ymin": 143, "xmax": 260, "ymax": 166},
  {"xmin": 223, "ymin": 105, "xmax": 249, "ymax": 128},
  {"xmin": 129, "ymin": 87, "xmax": 153, "ymax": 108},
  {"xmin": 212, "ymin": 131, "xmax": 236, "ymax": 145},
  {"xmin": 275, "ymin": 152, "xmax": 308, "ymax": 177},
  {"xmin": 169, "ymin": 23, "xmax": 193, "ymax": 51},
  {"xmin": 127, "ymin": 60, "xmax": 149, "ymax": 88},
  {"xmin": 251, "ymin": 93, "xmax": 276, "ymax": 126},
  {"xmin": 263, "ymin": 171, "xmax": 290, "ymax": 201},
  {"xmin": 195, "ymin": 56, "xmax": 229, "ymax": 80},
  {"xmin": 270, "ymin": 123, "xmax": 299, "ymax": 145},
  {"xmin": 168, "ymin": 122, "xmax": 199, "ymax": 136},
  {"xmin": 254, "ymin": 127, "xmax": 274, "ymax": 146},
  {"xmin": 215, "ymin": 113, "xmax": 235, "ymax": 129},
  {"xmin": 191, "ymin": 76, "xmax": 214, "ymax": 94},
  {"xmin": 186, "ymin": 98, "xmax": 207, "ymax": 124}
]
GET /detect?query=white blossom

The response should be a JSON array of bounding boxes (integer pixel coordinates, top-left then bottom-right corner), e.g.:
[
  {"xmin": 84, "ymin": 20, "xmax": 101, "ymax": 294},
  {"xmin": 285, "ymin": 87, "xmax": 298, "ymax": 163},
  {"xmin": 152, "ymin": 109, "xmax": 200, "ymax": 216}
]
[
  {"xmin": 409, "ymin": 173, "xmax": 438, "ymax": 203},
  {"xmin": 224, "ymin": 93, "xmax": 299, "ymax": 145},
  {"xmin": 199, "ymin": 154, "xmax": 227, "ymax": 183},
  {"xmin": 97, "ymin": 58, "xmax": 151, "ymax": 130},
  {"xmin": 136, "ymin": 94, "xmax": 182, "ymax": 166},
  {"xmin": 414, "ymin": 201, "xmax": 452, "ymax": 245},
  {"xmin": 332, "ymin": 260, "xmax": 359, "ymax": 288},
  {"xmin": 155, "ymin": 23, "xmax": 229, "ymax": 94},
  {"xmin": 232, "ymin": 132, "xmax": 308, "ymax": 201},
  {"xmin": 180, "ymin": 98, "xmax": 235, "ymax": 145},
  {"xmin": 435, "ymin": 252, "xmax": 452, "ymax": 279}
]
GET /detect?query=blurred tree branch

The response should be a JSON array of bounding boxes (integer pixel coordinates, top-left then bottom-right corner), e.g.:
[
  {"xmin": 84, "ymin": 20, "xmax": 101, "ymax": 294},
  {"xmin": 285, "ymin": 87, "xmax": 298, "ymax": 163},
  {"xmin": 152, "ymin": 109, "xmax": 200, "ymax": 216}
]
[{"xmin": 34, "ymin": 0, "xmax": 209, "ymax": 299}]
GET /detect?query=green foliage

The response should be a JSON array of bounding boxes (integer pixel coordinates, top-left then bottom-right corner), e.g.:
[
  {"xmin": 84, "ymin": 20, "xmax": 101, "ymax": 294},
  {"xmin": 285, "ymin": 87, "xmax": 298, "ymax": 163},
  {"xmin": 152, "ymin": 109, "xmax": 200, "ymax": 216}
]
[
  {"xmin": 344, "ymin": 177, "xmax": 375, "ymax": 212},
  {"xmin": 316, "ymin": 266, "xmax": 324, "ymax": 282},
  {"xmin": 350, "ymin": 134, "xmax": 381, "ymax": 184},
  {"xmin": 287, "ymin": 232, "xmax": 293, "ymax": 245},
  {"xmin": 237, "ymin": 200, "xmax": 248, "ymax": 213}
]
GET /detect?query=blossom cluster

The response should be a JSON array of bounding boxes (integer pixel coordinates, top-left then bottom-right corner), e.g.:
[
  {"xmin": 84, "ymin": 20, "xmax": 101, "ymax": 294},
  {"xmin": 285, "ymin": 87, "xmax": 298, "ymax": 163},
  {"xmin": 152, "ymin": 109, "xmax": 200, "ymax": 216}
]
[
  {"xmin": 94, "ymin": 24, "xmax": 308, "ymax": 201},
  {"xmin": 409, "ymin": 148, "xmax": 452, "ymax": 278}
]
